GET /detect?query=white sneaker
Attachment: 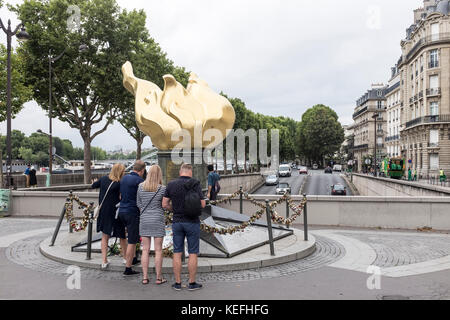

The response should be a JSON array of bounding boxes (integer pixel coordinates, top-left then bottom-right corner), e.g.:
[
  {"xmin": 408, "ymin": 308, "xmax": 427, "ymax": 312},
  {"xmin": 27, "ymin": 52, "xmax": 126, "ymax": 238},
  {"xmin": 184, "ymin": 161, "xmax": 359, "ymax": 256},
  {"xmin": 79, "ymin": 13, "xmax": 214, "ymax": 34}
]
[{"xmin": 101, "ymin": 262, "xmax": 110, "ymax": 270}]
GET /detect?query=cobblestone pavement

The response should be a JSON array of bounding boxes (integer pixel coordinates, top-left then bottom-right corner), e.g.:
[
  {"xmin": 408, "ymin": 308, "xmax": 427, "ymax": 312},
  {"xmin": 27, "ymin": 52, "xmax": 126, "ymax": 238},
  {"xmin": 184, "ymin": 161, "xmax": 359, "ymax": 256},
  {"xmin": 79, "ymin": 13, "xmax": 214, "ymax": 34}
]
[
  {"xmin": 338, "ymin": 231, "xmax": 450, "ymax": 268},
  {"xmin": 4, "ymin": 218, "xmax": 450, "ymax": 285},
  {"xmin": 5, "ymin": 233, "xmax": 344, "ymax": 283}
]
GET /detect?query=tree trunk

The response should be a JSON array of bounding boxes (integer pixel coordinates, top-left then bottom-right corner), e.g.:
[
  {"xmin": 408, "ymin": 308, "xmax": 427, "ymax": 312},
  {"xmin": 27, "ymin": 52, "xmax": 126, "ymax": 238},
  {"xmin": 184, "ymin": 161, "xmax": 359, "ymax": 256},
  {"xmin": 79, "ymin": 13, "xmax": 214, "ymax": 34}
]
[
  {"xmin": 83, "ymin": 138, "xmax": 92, "ymax": 184},
  {"xmin": 223, "ymin": 144, "xmax": 228, "ymax": 175},
  {"xmin": 136, "ymin": 139, "xmax": 142, "ymax": 160}
]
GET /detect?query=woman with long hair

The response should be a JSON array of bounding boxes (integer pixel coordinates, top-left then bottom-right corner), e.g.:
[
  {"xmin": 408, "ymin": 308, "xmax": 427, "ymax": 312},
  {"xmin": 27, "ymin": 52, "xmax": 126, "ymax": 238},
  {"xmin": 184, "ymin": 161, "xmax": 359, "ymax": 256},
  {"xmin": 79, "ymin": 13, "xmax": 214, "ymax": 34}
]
[
  {"xmin": 92, "ymin": 163, "xmax": 126, "ymax": 269},
  {"xmin": 137, "ymin": 165, "xmax": 167, "ymax": 285}
]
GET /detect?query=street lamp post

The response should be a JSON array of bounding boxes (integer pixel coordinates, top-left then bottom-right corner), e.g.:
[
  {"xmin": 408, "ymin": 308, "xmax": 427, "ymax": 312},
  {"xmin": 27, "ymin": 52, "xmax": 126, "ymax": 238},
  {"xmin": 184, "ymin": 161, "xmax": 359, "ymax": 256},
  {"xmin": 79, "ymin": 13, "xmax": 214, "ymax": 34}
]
[
  {"xmin": 372, "ymin": 113, "xmax": 378, "ymax": 177},
  {"xmin": 0, "ymin": 18, "xmax": 30, "ymax": 188}
]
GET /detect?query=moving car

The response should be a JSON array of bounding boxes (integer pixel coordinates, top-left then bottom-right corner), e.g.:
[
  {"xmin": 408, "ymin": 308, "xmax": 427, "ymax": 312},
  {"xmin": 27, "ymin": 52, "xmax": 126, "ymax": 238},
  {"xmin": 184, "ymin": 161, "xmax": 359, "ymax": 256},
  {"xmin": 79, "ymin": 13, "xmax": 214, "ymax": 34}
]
[
  {"xmin": 278, "ymin": 165, "xmax": 291, "ymax": 177},
  {"xmin": 299, "ymin": 166, "xmax": 308, "ymax": 175},
  {"xmin": 331, "ymin": 184, "xmax": 347, "ymax": 196},
  {"xmin": 324, "ymin": 166, "xmax": 333, "ymax": 174},
  {"xmin": 312, "ymin": 164, "xmax": 319, "ymax": 170},
  {"xmin": 333, "ymin": 164, "xmax": 342, "ymax": 172},
  {"xmin": 276, "ymin": 182, "xmax": 291, "ymax": 195},
  {"xmin": 265, "ymin": 175, "xmax": 279, "ymax": 186}
]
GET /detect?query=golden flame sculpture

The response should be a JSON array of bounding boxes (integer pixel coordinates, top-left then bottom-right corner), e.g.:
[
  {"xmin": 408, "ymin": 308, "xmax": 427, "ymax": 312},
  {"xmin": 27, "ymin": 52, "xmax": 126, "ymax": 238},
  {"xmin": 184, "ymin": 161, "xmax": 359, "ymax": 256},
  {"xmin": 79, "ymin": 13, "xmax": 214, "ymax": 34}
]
[{"xmin": 122, "ymin": 61, "xmax": 235, "ymax": 150}]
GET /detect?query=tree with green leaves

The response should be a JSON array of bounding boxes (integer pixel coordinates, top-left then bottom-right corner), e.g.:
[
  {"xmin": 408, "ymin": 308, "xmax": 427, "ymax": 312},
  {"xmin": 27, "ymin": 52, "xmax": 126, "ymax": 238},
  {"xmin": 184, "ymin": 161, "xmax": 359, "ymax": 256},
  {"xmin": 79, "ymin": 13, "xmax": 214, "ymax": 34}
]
[
  {"xmin": 0, "ymin": 44, "xmax": 33, "ymax": 122},
  {"xmin": 12, "ymin": 0, "xmax": 150, "ymax": 183},
  {"xmin": 298, "ymin": 104, "xmax": 345, "ymax": 166}
]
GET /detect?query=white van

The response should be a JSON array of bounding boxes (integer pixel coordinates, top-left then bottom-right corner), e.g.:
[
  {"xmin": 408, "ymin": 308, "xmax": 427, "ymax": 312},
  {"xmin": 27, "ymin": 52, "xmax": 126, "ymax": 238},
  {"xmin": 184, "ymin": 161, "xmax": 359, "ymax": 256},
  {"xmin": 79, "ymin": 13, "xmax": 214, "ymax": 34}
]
[{"xmin": 333, "ymin": 164, "xmax": 342, "ymax": 172}]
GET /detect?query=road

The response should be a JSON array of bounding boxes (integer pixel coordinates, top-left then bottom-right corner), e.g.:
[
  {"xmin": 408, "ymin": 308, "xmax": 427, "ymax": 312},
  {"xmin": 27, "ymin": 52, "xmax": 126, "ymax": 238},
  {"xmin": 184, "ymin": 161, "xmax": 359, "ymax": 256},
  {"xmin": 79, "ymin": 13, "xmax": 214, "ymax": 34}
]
[{"xmin": 255, "ymin": 168, "xmax": 352, "ymax": 196}]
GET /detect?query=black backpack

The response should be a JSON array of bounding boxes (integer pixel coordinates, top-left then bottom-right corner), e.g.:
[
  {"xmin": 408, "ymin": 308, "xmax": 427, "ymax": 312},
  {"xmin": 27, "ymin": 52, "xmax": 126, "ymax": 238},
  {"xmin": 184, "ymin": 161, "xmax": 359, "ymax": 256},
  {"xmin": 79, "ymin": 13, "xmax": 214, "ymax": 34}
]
[{"xmin": 184, "ymin": 179, "xmax": 202, "ymax": 217}]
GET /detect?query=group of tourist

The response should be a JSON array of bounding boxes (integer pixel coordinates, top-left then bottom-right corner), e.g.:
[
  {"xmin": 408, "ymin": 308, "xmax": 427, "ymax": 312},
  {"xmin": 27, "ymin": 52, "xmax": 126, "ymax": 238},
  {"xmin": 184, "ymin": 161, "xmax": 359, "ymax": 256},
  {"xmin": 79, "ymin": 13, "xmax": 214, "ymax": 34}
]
[{"xmin": 92, "ymin": 161, "xmax": 220, "ymax": 291}]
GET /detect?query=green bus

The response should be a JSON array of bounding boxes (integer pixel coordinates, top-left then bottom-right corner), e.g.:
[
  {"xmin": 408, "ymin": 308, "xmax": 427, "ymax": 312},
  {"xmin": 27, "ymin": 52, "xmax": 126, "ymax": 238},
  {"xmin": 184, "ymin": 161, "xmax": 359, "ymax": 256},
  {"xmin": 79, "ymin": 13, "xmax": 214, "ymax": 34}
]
[{"xmin": 381, "ymin": 157, "xmax": 406, "ymax": 180}]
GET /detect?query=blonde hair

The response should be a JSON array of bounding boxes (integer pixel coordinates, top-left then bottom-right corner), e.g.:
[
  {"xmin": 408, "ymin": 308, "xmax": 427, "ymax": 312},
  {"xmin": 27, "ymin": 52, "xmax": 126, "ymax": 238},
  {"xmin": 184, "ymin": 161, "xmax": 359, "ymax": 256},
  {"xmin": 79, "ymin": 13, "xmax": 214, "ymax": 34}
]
[
  {"xmin": 109, "ymin": 163, "xmax": 126, "ymax": 182},
  {"xmin": 143, "ymin": 165, "xmax": 163, "ymax": 192}
]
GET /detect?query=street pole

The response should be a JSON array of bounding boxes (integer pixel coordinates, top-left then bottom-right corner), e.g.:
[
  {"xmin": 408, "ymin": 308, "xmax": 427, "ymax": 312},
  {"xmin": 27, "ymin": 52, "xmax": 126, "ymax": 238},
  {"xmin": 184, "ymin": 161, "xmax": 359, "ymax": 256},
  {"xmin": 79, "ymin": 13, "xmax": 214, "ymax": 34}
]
[
  {"xmin": 1, "ymin": 18, "xmax": 29, "ymax": 189},
  {"xmin": 48, "ymin": 50, "xmax": 53, "ymax": 182},
  {"xmin": 373, "ymin": 114, "xmax": 378, "ymax": 177},
  {"xmin": 5, "ymin": 21, "xmax": 12, "ymax": 188}
]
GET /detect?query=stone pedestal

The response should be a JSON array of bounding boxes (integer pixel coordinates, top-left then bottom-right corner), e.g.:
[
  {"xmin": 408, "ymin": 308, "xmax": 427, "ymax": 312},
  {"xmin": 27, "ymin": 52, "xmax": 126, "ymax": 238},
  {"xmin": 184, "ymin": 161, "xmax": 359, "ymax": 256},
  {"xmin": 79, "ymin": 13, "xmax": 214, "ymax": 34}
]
[{"xmin": 157, "ymin": 150, "xmax": 208, "ymax": 189}]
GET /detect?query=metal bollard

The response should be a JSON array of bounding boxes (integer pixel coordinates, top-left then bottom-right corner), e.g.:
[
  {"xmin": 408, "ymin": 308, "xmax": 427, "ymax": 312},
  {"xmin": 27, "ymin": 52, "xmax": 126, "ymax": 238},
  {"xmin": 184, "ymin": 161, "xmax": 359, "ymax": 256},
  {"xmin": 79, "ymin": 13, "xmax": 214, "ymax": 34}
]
[
  {"xmin": 239, "ymin": 186, "xmax": 243, "ymax": 214},
  {"xmin": 86, "ymin": 202, "xmax": 94, "ymax": 260},
  {"xmin": 303, "ymin": 194, "xmax": 308, "ymax": 241},
  {"xmin": 50, "ymin": 205, "xmax": 67, "ymax": 247},
  {"xmin": 265, "ymin": 199, "xmax": 275, "ymax": 256},
  {"xmin": 286, "ymin": 196, "xmax": 290, "ymax": 229}
]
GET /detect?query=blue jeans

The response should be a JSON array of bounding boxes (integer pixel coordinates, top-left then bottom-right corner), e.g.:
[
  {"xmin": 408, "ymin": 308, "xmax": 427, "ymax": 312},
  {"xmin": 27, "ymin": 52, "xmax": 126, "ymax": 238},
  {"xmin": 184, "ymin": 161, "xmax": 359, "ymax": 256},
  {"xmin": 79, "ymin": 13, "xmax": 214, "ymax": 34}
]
[{"xmin": 172, "ymin": 222, "xmax": 200, "ymax": 254}]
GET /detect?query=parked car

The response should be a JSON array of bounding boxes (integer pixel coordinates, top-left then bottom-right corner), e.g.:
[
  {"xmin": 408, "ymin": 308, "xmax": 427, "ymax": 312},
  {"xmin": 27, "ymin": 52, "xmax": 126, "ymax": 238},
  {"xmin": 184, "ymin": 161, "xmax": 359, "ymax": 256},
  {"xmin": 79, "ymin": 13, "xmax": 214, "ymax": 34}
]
[
  {"xmin": 312, "ymin": 164, "xmax": 319, "ymax": 170},
  {"xmin": 324, "ymin": 166, "xmax": 333, "ymax": 174},
  {"xmin": 278, "ymin": 165, "xmax": 291, "ymax": 177},
  {"xmin": 299, "ymin": 166, "xmax": 308, "ymax": 175},
  {"xmin": 331, "ymin": 184, "xmax": 347, "ymax": 196},
  {"xmin": 265, "ymin": 175, "xmax": 279, "ymax": 186},
  {"xmin": 276, "ymin": 182, "xmax": 291, "ymax": 195},
  {"xmin": 333, "ymin": 164, "xmax": 342, "ymax": 172},
  {"xmin": 52, "ymin": 168, "xmax": 72, "ymax": 174}
]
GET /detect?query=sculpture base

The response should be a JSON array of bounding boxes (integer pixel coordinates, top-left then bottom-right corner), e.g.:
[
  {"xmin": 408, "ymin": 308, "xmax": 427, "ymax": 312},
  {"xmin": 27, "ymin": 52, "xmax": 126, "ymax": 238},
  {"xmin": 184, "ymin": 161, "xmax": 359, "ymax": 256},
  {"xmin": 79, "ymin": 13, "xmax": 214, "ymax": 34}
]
[{"xmin": 157, "ymin": 150, "xmax": 208, "ymax": 189}]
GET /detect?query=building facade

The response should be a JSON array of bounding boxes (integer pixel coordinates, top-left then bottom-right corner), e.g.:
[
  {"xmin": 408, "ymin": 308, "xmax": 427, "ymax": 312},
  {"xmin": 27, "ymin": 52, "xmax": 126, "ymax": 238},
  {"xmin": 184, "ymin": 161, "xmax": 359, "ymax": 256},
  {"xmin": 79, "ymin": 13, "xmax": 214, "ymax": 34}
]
[
  {"xmin": 399, "ymin": 0, "xmax": 450, "ymax": 177},
  {"xmin": 385, "ymin": 65, "xmax": 403, "ymax": 158},
  {"xmin": 352, "ymin": 84, "xmax": 387, "ymax": 172}
]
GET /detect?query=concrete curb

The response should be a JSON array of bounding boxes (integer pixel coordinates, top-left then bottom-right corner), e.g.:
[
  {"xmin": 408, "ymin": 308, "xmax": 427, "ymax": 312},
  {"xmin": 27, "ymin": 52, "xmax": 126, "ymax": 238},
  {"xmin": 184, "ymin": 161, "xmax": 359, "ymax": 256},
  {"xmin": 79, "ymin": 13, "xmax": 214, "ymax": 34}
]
[
  {"xmin": 39, "ymin": 229, "xmax": 316, "ymax": 274},
  {"xmin": 341, "ymin": 174, "xmax": 360, "ymax": 196},
  {"xmin": 299, "ymin": 174, "xmax": 309, "ymax": 195}
]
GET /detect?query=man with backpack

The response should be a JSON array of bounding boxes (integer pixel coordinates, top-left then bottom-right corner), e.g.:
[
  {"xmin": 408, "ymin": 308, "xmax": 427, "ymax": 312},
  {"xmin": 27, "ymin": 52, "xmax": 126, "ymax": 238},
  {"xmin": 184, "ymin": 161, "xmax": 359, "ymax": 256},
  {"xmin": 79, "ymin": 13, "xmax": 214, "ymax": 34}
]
[
  {"xmin": 207, "ymin": 164, "xmax": 221, "ymax": 201},
  {"xmin": 162, "ymin": 163, "xmax": 206, "ymax": 291}
]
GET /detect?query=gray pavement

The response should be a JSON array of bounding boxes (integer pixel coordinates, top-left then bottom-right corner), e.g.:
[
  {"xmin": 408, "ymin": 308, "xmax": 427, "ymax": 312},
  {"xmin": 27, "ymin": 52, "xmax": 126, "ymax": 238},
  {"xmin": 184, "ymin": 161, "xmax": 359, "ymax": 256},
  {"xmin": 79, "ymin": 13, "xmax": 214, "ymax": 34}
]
[{"xmin": 2, "ymin": 217, "xmax": 450, "ymax": 300}]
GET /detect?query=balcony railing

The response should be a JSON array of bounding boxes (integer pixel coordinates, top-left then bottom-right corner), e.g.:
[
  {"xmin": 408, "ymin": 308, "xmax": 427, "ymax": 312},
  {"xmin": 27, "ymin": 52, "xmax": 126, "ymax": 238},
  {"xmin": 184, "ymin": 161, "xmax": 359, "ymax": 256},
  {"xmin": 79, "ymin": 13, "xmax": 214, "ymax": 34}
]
[
  {"xmin": 429, "ymin": 61, "xmax": 439, "ymax": 69},
  {"xmin": 426, "ymin": 87, "xmax": 441, "ymax": 96},
  {"xmin": 353, "ymin": 106, "xmax": 368, "ymax": 119},
  {"xmin": 405, "ymin": 114, "xmax": 450, "ymax": 129},
  {"xmin": 428, "ymin": 142, "xmax": 439, "ymax": 148},
  {"xmin": 406, "ymin": 33, "xmax": 450, "ymax": 61},
  {"xmin": 385, "ymin": 135, "xmax": 400, "ymax": 142},
  {"xmin": 353, "ymin": 144, "xmax": 369, "ymax": 151},
  {"xmin": 419, "ymin": 91, "xmax": 423, "ymax": 99}
]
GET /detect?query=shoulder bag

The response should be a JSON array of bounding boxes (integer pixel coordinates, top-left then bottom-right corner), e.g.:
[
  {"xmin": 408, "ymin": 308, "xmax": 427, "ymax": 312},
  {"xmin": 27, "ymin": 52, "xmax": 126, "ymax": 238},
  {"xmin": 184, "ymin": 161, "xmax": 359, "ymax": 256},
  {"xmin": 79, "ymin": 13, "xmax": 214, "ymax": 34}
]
[{"xmin": 94, "ymin": 180, "xmax": 115, "ymax": 219}]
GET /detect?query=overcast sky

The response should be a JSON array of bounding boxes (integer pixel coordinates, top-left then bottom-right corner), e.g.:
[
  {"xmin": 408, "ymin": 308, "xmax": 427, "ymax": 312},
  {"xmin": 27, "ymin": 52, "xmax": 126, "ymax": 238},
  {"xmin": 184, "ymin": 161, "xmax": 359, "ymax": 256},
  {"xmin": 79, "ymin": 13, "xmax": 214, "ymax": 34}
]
[{"xmin": 1, "ymin": 0, "xmax": 422, "ymax": 151}]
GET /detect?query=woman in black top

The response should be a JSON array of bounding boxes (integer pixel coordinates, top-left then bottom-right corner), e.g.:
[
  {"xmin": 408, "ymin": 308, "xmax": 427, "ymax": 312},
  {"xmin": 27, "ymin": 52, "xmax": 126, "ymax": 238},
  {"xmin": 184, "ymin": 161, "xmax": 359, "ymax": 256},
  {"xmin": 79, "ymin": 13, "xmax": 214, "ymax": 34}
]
[
  {"xmin": 92, "ymin": 163, "xmax": 125, "ymax": 269},
  {"xmin": 29, "ymin": 166, "xmax": 37, "ymax": 188}
]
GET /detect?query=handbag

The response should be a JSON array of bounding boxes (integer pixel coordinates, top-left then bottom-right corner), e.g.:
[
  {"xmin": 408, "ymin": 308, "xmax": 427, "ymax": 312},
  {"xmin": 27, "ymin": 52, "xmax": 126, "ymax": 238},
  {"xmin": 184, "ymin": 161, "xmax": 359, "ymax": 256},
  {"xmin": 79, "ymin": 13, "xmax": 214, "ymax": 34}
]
[
  {"xmin": 94, "ymin": 180, "xmax": 115, "ymax": 219},
  {"xmin": 140, "ymin": 186, "xmax": 161, "ymax": 215}
]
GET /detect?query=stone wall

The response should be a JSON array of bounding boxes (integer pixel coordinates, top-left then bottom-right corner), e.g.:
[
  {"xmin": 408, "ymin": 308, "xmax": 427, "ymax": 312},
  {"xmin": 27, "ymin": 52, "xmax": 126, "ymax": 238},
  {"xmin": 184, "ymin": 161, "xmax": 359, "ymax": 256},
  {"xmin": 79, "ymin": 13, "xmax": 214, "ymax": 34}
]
[
  {"xmin": 352, "ymin": 173, "xmax": 450, "ymax": 197},
  {"xmin": 7, "ymin": 173, "xmax": 264, "ymax": 217},
  {"xmin": 11, "ymin": 173, "xmax": 105, "ymax": 189},
  {"xmin": 8, "ymin": 192, "xmax": 450, "ymax": 231}
]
